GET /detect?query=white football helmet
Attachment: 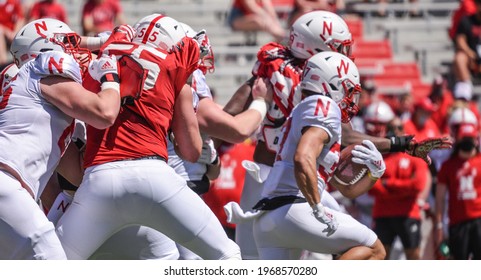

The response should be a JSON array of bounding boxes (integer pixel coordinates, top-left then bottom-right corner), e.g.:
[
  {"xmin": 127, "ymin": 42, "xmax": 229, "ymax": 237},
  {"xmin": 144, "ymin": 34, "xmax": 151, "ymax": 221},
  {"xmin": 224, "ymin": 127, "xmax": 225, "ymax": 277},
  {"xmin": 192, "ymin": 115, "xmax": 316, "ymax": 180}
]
[
  {"xmin": 363, "ymin": 101, "xmax": 395, "ymax": 137},
  {"xmin": 180, "ymin": 22, "xmax": 196, "ymax": 38},
  {"xmin": 132, "ymin": 14, "xmax": 186, "ymax": 51},
  {"xmin": 448, "ymin": 107, "xmax": 479, "ymax": 140},
  {"xmin": 288, "ymin": 10, "xmax": 353, "ymax": 60},
  {"xmin": 10, "ymin": 18, "xmax": 89, "ymax": 68},
  {"xmin": 300, "ymin": 51, "xmax": 361, "ymax": 123}
]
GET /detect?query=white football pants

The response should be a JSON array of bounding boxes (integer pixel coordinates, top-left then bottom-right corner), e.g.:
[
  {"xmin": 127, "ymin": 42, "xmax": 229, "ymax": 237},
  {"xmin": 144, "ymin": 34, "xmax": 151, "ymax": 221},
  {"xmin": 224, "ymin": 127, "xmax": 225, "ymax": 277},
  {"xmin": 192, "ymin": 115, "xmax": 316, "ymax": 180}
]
[
  {"xmin": 0, "ymin": 170, "xmax": 66, "ymax": 259},
  {"xmin": 56, "ymin": 159, "xmax": 240, "ymax": 260}
]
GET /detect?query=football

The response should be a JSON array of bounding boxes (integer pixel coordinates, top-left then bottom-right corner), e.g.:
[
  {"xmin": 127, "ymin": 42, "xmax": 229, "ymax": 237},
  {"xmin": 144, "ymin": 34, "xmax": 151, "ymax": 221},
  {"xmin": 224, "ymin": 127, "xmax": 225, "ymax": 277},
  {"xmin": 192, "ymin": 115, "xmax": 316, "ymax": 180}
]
[{"xmin": 331, "ymin": 144, "xmax": 368, "ymax": 186}]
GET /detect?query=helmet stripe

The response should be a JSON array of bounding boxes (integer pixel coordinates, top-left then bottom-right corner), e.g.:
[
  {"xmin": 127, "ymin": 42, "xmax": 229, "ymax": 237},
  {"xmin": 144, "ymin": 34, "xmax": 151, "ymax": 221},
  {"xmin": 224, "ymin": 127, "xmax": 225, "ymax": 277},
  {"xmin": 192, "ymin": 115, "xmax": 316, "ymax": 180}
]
[{"xmin": 142, "ymin": 14, "xmax": 165, "ymax": 44}]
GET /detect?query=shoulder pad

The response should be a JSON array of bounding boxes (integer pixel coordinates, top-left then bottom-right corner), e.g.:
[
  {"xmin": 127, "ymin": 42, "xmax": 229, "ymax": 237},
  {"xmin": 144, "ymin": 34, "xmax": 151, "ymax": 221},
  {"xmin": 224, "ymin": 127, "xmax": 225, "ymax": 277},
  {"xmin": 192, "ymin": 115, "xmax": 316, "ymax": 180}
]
[{"xmin": 33, "ymin": 51, "xmax": 82, "ymax": 83}]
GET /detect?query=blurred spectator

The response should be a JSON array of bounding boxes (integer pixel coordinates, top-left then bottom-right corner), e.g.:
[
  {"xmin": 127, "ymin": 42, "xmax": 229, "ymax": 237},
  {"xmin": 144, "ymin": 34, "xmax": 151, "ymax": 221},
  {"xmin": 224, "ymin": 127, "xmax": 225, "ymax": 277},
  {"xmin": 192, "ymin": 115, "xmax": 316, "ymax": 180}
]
[
  {"xmin": 448, "ymin": 0, "xmax": 476, "ymax": 42},
  {"xmin": 287, "ymin": 0, "xmax": 344, "ymax": 26},
  {"xmin": 452, "ymin": 0, "xmax": 481, "ymax": 101},
  {"xmin": 435, "ymin": 107, "xmax": 481, "ymax": 260},
  {"xmin": 370, "ymin": 115, "xmax": 431, "ymax": 260},
  {"xmin": 0, "ymin": 0, "xmax": 24, "ymax": 66},
  {"xmin": 203, "ymin": 140, "xmax": 256, "ymax": 241},
  {"xmin": 81, "ymin": 0, "xmax": 126, "ymax": 36},
  {"xmin": 403, "ymin": 97, "xmax": 441, "ymax": 141},
  {"xmin": 27, "ymin": 0, "xmax": 67, "ymax": 22},
  {"xmin": 227, "ymin": 0, "xmax": 287, "ymax": 42},
  {"xmin": 429, "ymin": 75, "xmax": 455, "ymax": 135},
  {"xmin": 363, "ymin": 0, "xmax": 420, "ymax": 18},
  {"xmin": 378, "ymin": 91, "xmax": 413, "ymax": 121}
]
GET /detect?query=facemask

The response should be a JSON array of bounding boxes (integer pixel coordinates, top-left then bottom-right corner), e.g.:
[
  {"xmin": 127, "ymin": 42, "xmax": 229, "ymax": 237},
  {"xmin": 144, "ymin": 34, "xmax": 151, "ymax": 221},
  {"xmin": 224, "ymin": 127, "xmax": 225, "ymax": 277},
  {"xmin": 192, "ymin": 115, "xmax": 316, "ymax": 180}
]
[{"xmin": 458, "ymin": 138, "xmax": 477, "ymax": 152}]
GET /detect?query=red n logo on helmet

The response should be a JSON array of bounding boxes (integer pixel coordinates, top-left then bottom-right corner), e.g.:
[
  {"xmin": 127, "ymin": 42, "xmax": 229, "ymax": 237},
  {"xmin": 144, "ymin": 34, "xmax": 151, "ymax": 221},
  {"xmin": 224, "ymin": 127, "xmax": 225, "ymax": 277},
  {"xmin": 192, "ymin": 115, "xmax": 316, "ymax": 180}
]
[
  {"xmin": 337, "ymin": 59, "xmax": 349, "ymax": 76},
  {"xmin": 322, "ymin": 21, "xmax": 333, "ymax": 36},
  {"xmin": 35, "ymin": 21, "xmax": 48, "ymax": 38}
]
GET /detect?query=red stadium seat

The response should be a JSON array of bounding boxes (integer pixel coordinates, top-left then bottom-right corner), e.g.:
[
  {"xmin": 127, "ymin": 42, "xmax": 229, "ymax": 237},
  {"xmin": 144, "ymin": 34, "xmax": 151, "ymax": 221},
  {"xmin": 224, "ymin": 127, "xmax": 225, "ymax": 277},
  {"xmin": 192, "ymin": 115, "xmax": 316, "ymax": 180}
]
[
  {"xmin": 345, "ymin": 18, "xmax": 363, "ymax": 41},
  {"xmin": 373, "ymin": 62, "xmax": 422, "ymax": 81},
  {"xmin": 352, "ymin": 40, "xmax": 393, "ymax": 64}
]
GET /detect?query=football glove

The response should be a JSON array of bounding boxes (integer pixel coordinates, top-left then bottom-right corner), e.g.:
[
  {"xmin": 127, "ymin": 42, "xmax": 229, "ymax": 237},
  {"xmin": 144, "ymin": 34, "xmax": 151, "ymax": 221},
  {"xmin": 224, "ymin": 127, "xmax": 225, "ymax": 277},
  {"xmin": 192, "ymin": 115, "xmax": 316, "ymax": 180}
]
[
  {"xmin": 197, "ymin": 138, "xmax": 218, "ymax": 165},
  {"xmin": 406, "ymin": 136, "xmax": 453, "ymax": 165},
  {"xmin": 88, "ymin": 54, "xmax": 119, "ymax": 84},
  {"xmin": 312, "ymin": 203, "xmax": 338, "ymax": 237},
  {"xmin": 351, "ymin": 139, "xmax": 386, "ymax": 179}
]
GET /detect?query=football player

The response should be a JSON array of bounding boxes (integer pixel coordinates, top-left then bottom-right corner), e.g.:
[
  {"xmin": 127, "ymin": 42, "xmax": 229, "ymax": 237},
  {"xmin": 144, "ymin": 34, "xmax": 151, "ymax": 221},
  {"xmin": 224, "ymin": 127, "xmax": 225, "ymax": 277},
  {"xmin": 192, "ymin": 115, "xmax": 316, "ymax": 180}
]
[
  {"xmin": 55, "ymin": 14, "xmax": 241, "ymax": 260},
  {"xmin": 0, "ymin": 18, "xmax": 120, "ymax": 259},
  {"xmin": 250, "ymin": 52, "xmax": 386, "ymax": 259}
]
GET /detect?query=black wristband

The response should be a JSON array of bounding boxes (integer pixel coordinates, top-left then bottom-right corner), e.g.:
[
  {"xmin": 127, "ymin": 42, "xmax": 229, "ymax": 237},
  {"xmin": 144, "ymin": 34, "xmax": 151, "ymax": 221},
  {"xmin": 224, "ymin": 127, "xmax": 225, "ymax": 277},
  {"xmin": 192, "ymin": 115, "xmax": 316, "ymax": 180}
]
[
  {"xmin": 211, "ymin": 154, "xmax": 219, "ymax": 165},
  {"xmin": 100, "ymin": 73, "xmax": 120, "ymax": 84},
  {"xmin": 389, "ymin": 135, "xmax": 414, "ymax": 152}
]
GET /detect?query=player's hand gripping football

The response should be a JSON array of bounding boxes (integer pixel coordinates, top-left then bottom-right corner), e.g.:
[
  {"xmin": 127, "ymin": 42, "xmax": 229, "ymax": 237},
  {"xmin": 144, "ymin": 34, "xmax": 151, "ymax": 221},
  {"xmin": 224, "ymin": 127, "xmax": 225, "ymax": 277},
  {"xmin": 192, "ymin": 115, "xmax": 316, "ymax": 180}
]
[
  {"xmin": 351, "ymin": 140, "xmax": 386, "ymax": 179},
  {"xmin": 406, "ymin": 136, "xmax": 453, "ymax": 165},
  {"xmin": 312, "ymin": 203, "xmax": 338, "ymax": 237}
]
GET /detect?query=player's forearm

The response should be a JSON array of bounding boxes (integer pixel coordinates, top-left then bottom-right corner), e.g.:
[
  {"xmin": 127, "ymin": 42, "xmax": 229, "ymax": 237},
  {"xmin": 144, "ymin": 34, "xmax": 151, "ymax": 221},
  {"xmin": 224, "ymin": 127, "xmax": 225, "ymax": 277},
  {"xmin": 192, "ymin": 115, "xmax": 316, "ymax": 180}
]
[
  {"xmin": 223, "ymin": 78, "xmax": 254, "ymax": 116},
  {"xmin": 294, "ymin": 156, "xmax": 320, "ymax": 206},
  {"xmin": 341, "ymin": 123, "xmax": 391, "ymax": 152}
]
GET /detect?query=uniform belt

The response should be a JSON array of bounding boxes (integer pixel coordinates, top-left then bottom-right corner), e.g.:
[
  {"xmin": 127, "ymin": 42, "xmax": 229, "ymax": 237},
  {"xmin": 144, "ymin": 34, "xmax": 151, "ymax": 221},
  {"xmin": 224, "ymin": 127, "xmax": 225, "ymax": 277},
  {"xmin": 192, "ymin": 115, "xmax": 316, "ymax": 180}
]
[
  {"xmin": 253, "ymin": 195, "xmax": 307, "ymax": 211},
  {"xmin": 131, "ymin": 155, "xmax": 167, "ymax": 162}
]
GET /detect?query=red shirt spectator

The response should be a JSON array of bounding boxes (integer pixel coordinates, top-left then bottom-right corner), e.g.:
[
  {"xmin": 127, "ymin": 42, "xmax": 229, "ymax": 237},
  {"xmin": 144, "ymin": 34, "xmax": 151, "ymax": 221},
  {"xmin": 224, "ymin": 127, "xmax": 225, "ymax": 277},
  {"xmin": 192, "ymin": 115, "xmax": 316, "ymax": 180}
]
[
  {"xmin": 81, "ymin": 0, "xmax": 125, "ymax": 36},
  {"xmin": 0, "ymin": 0, "xmax": 24, "ymax": 64},
  {"xmin": 203, "ymin": 141, "xmax": 256, "ymax": 232},
  {"xmin": 369, "ymin": 153, "xmax": 429, "ymax": 220},
  {"xmin": 404, "ymin": 98, "xmax": 441, "ymax": 141},
  {"xmin": 438, "ymin": 153, "xmax": 481, "ymax": 226},
  {"xmin": 449, "ymin": 0, "xmax": 477, "ymax": 40},
  {"xmin": 28, "ymin": 0, "xmax": 67, "ymax": 23},
  {"xmin": 0, "ymin": 0, "xmax": 23, "ymax": 31}
]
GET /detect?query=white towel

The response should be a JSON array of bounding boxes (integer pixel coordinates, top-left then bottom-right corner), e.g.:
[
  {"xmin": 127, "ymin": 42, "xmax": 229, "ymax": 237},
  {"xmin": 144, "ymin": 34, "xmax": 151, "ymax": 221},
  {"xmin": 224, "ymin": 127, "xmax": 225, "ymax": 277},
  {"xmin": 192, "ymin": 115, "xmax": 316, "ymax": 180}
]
[
  {"xmin": 241, "ymin": 160, "xmax": 264, "ymax": 183},
  {"xmin": 224, "ymin": 201, "xmax": 265, "ymax": 224}
]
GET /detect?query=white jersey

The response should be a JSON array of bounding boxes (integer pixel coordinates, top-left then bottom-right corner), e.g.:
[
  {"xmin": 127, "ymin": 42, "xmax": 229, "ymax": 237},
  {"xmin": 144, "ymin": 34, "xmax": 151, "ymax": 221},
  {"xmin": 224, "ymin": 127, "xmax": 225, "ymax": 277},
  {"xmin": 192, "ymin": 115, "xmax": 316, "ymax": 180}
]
[
  {"xmin": 261, "ymin": 94, "xmax": 342, "ymax": 199},
  {"xmin": 0, "ymin": 51, "xmax": 82, "ymax": 200},
  {"xmin": 168, "ymin": 69, "xmax": 212, "ymax": 181}
]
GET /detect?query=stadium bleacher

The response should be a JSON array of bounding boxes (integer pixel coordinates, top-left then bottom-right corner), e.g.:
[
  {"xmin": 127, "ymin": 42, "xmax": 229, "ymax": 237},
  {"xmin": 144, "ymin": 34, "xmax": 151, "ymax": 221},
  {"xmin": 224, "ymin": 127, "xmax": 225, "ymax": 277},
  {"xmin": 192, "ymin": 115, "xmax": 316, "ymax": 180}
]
[{"xmin": 57, "ymin": 0, "xmax": 459, "ymax": 105}]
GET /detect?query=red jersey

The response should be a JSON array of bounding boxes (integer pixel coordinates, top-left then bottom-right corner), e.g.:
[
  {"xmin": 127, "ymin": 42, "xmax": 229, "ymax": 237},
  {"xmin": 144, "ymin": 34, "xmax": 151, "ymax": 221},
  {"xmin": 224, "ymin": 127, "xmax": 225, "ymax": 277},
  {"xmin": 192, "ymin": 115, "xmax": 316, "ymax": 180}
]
[
  {"xmin": 448, "ymin": 0, "xmax": 476, "ymax": 40},
  {"xmin": 29, "ymin": 1, "xmax": 67, "ymax": 22},
  {"xmin": 369, "ymin": 153, "xmax": 428, "ymax": 219},
  {"xmin": 83, "ymin": 37, "xmax": 200, "ymax": 167},
  {"xmin": 81, "ymin": 0, "xmax": 122, "ymax": 34},
  {"xmin": 203, "ymin": 141, "xmax": 256, "ymax": 228},
  {"xmin": 0, "ymin": 0, "xmax": 23, "ymax": 31},
  {"xmin": 403, "ymin": 118, "xmax": 441, "ymax": 141},
  {"xmin": 438, "ymin": 153, "xmax": 481, "ymax": 225}
]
